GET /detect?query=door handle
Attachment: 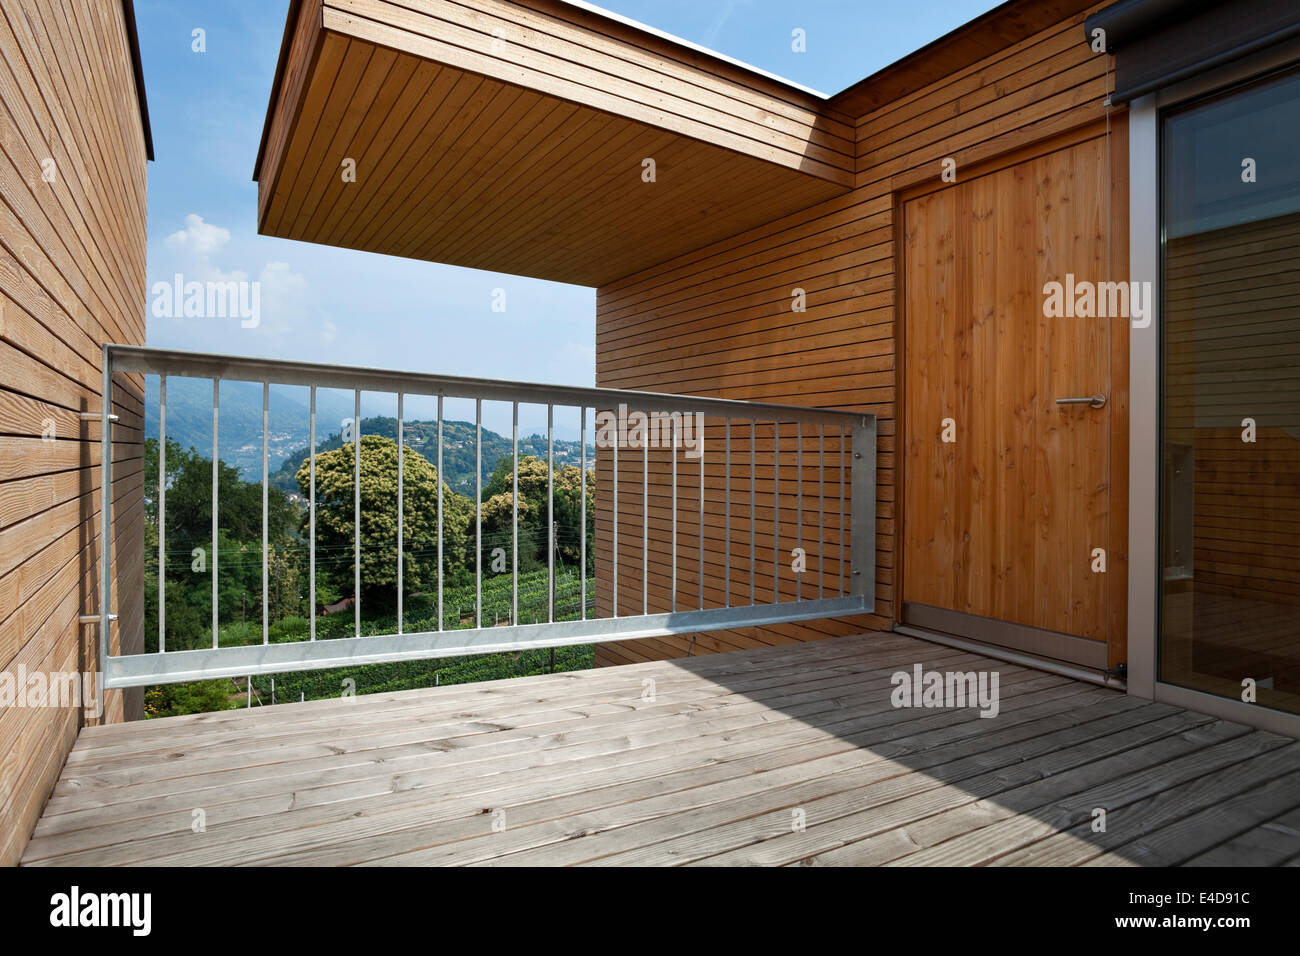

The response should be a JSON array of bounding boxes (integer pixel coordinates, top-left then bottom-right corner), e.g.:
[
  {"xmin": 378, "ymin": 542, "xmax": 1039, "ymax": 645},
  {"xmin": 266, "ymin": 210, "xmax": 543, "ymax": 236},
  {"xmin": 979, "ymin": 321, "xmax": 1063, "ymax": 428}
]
[{"xmin": 1055, "ymin": 393, "xmax": 1107, "ymax": 409}]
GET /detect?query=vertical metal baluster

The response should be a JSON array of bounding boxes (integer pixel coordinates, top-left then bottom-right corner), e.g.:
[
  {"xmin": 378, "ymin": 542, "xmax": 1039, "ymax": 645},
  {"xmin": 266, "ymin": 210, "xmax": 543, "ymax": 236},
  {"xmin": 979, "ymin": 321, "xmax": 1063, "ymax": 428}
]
[
  {"xmin": 99, "ymin": 347, "xmax": 113, "ymax": 686},
  {"xmin": 724, "ymin": 416, "xmax": 731, "ymax": 608},
  {"xmin": 397, "ymin": 392, "xmax": 404, "ymax": 635},
  {"xmin": 580, "ymin": 407, "xmax": 587, "ymax": 621},
  {"xmin": 818, "ymin": 424, "xmax": 825, "ymax": 600},
  {"xmin": 773, "ymin": 421, "xmax": 780, "ymax": 604},
  {"xmin": 839, "ymin": 425, "xmax": 846, "ymax": 596},
  {"xmin": 158, "ymin": 375, "xmax": 166, "ymax": 653},
  {"xmin": 513, "ymin": 400, "xmax": 519, "ymax": 627},
  {"xmin": 437, "ymin": 395, "xmax": 443, "ymax": 632},
  {"xmin": 698, "ymin": 426, "xmax": 704, "ymax": 611},
  {"xmin": 796, "ymin": 422, "xmax": 802, "ymax": 603},
  {"xmin": 548, "ymin": 404, "xmax": 555, "ymax": 623},
  {"xmin": 309, "ymin": 387, "xmax": 316, "ymax": 641},
  {"xmin": 749, "ymin": 419, "xmax": 756, "ymax": 606},
  {"xmin": 262, "ymin": 382, "xmax": 269, "ymax": 645},
  {"xmin": 354, "ymin": 390, "xmax": 361, "ymax": 638},
  {"xmin": 211, "ymin": 379, "xmax": 219, "ymax": 648},
  {"xmin": 670, "ymin": 418, "xmax": 677, "ymax": 612},
  {"xmin": 612, "ymin": 421, "xmax": 619, "ymax": 617},
  {"xmin": 475, "ymin": 398, "xmax": 482, "ymax": 629},
  {"xmin": 642, "ymin": 423, "xmax": 648, "ymax": 616}
]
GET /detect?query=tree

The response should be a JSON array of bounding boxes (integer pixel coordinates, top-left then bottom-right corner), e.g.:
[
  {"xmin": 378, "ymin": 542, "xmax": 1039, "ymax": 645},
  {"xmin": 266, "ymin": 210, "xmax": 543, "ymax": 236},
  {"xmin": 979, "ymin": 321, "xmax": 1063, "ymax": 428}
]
[
  {"xmin": 300, "ymin": 435, "xmax": 472, "ymax": 603},
  {"xmin": 143, "ymin": 438, "xmax": 302, "ymax": 652},
  {"xmin": 145, "ymin": 438, "xmax": 296, "ymax": 548},
  {"xmin": 482, "ymin": 455, "xmax": 595, "ymax": 573}
]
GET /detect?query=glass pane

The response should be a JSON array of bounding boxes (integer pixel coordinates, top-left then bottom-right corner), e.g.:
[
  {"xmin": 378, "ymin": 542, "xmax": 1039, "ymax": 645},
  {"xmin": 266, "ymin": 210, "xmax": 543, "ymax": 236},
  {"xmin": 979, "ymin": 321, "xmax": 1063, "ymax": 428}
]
[{"xmin": 1160, "ymin": 67, "xmax": 1300, "ymax": 715}]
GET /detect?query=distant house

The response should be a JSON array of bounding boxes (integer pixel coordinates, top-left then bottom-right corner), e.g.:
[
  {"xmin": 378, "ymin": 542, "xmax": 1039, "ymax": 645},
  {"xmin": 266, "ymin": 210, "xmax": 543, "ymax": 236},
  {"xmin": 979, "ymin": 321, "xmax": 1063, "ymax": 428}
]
[{"xmin": 321, "ymin": 597, "xmax": 354, "ymax": 616}]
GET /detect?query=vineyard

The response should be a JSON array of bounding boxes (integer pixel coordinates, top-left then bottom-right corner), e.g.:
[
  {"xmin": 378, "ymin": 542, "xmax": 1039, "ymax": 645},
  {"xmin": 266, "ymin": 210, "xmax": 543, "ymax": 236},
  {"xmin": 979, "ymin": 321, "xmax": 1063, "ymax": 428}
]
[{"xmin": 145, "ymin": 569, "xmax": 597, "ymax": 715}]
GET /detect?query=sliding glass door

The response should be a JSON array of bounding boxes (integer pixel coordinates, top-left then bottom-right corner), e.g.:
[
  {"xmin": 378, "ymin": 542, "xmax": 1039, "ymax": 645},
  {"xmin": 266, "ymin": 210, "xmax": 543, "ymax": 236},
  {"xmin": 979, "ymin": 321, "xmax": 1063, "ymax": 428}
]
[{"xmin": 1160, "ymin": 67, "xmax": 1300, "ymax": 714}]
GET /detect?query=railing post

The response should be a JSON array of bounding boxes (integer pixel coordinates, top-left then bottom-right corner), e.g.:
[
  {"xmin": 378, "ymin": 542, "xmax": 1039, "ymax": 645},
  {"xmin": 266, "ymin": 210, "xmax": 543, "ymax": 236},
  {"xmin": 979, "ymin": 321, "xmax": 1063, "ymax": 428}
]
[
  {"xmin": 850, "ymin": 418, "xmax": 876, "ymax": 611},
  {"xmin": 98, "ymin": 345, "xmax": 113, "ymax": 706}
]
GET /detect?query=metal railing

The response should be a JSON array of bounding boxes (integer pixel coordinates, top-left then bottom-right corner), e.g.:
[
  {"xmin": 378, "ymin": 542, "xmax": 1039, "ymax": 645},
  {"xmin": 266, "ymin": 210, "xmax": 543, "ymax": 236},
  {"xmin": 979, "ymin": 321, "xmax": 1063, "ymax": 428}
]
[{"xmin": 98, "ymin": 344, "xmax": 875, "ymax": 688}]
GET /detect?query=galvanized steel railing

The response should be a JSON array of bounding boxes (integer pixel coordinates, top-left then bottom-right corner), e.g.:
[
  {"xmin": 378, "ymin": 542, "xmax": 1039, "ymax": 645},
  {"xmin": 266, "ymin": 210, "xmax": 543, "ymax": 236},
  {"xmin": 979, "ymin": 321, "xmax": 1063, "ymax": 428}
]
[{"xmin": 98, "ymin": 344, "xmax": 875, "ymax": 688}]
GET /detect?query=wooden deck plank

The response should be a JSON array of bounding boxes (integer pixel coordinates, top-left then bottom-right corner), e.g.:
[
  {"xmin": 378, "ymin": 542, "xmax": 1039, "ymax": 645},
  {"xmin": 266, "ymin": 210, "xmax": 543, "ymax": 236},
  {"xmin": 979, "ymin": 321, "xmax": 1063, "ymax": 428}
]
[
  {"xmin": 1082, "ymin": 761, "xmax": 1300, "ymax": 867},
  {"xmin": 1181, "ymin": 804, "xmax": 1300, "ymax": 867},
  {"xmin": 29, "ymin": 651, "xmax": 1060, "ymax": 864},
  {"xmin": 363, "ymin": 688, "xmax": 1130, "ymax": 868},
  {"xmin": 20, "ymin": 634, "xmax": 1300, "ymax": 867},
  {"xmin": 506, "ymin": 704, "xmax": 1207, "ymax": 867},
  {"xmin": 883, "ymin": 726, "xmax": 1293, "ymax": 866},
  {"xmin": 40, "ymin": 641, "xmax": 986, "ymax": 814},
  {"xmin": 265, "ymin": 680, "xmax": 1105, "ymax": 867},
  {"xmin": 57, "ymin": 639, "xmax": 909, "ymax": 772},
  {"xmin": 976, "ymin": 740, "xmax": 1300, "ymax": 867}
]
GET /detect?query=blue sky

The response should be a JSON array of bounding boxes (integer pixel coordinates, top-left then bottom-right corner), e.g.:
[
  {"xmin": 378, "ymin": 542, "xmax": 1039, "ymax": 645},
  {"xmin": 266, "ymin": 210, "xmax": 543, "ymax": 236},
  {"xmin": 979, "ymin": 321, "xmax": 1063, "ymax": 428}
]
[{"xmin": 136, "ymin": 0, "xmax": 1000, "ymax": 432}]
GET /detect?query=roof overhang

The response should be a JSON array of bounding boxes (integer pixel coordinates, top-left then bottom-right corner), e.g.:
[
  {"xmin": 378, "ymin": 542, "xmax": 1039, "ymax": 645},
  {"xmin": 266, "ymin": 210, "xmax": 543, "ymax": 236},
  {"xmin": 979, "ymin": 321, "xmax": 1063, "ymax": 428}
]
[{"xmin": 254, "ymin": 0, "xmax": 854, "ymax": 286}]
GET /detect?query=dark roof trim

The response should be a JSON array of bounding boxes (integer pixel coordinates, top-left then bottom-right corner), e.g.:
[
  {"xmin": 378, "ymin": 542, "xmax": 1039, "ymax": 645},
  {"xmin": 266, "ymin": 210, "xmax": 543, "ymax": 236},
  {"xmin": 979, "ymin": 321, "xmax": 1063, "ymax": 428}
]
[
  {"xmin": 1082, "ymin": 0, "xmax": 1220, "ymax": 53},
  {"xmin": 253, "ymin": 0, "xmax": 304, "ymax": 182},
  {"xmin": 1084, "ymin": 0, "xmax": 1300, "ymax": 104},
  {"xmin": 121, "ymin": 0, "xmax": 154, "ymax": 161}
]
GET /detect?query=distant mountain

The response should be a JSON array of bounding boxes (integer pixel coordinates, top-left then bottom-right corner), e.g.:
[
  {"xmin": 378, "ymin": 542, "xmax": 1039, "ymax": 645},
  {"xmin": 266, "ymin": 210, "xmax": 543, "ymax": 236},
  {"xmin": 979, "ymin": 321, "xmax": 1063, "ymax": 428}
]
[
  {"xmin": 144, "ymin": 377, "xmax": 593, "ymax": 493},
  {"xmin": 269, "ymin": 416, "xmax": 592, "ymax": 497},
  {"xmin": 144, "ymin": 377, "xmax": 372, "ymax": 481}
]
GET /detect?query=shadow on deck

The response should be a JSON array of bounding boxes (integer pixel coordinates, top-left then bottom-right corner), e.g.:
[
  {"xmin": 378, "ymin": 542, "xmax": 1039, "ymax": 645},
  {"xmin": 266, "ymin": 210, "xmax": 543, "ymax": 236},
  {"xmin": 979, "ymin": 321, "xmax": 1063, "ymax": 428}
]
[{"xmin": 21, "ymin": 632, "xmax": 1300, "ymax": 866}]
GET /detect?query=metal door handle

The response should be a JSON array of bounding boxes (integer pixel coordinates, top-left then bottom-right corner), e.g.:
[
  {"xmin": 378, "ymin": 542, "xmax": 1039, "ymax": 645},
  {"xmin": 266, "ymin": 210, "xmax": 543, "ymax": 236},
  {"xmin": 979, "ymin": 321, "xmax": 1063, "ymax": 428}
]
[{"xmin": 1056, "ymin": 393, "xmax": 1106, "ymax": 409}]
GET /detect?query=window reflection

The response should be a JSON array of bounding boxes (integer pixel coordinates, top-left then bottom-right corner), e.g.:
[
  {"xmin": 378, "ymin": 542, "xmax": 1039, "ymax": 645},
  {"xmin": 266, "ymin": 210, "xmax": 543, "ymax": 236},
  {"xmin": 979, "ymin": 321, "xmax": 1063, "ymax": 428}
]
[{"xmin": 1160, "ymin": 67, "xmax": 1300, "ymax": 714}]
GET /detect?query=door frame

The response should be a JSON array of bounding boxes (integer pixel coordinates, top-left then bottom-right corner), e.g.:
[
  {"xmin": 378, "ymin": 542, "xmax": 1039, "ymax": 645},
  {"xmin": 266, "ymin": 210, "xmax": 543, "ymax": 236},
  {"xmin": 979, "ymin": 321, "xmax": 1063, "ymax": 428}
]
[
  {"xmin": 893, "ymin": 119, "xmax": 1130, "ymax": 674},
  {"xmin": 1127, "ymin": 37, "xmax": 1300, "ymax": 739}
]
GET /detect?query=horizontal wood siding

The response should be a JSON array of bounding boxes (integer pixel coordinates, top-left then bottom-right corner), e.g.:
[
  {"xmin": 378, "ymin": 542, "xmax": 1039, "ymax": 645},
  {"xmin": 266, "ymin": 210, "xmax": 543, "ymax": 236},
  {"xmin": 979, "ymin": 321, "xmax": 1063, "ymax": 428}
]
[
  {"xmin": 0, "ymin": 0, "xmax": 148, "ymax": 865},
  {"xmin": 592, "ymin": 1, "xmax": 1116, "ymax": 666}
]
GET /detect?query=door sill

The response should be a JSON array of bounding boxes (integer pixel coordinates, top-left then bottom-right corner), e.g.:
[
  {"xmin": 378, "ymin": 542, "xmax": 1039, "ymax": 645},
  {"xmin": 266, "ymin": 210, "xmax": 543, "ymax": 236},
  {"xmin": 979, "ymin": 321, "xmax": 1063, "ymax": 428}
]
[
  {"xmin": 903, "ymin": 603, "xmax": 1109, "ymax": 670},
  {"xmin": 894, "ymin": 624, "xmax": 1126, "ymax": 691}
]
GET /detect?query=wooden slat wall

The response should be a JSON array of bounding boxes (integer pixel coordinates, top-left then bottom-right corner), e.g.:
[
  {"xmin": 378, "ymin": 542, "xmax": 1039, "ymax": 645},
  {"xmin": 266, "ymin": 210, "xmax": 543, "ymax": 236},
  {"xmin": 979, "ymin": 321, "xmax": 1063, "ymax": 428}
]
[
  {"xmin": 1165, "ymin": 211, "xmax": 1300, "ymax": 607},
  {"xmin": 0, "ymin": 0, "xmax": 147, "ymax": 866},
  {"xmin": 592, "ymin": 1, "xmax": 1115, "ymax": 666}
]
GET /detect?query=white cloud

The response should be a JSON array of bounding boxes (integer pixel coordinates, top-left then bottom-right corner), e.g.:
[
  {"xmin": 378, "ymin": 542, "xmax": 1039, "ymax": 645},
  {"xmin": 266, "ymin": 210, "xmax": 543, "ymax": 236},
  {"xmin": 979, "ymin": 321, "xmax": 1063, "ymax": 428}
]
[
  {"xmin": 149, "ymin": 215, "xmax": 313, "ymax": 342},
  {"xmin": 165, "ymin": 213, "xmax": 231, "ymax": 258},
  {"xmin": 257, "ymin": 260, "xmax": 308, "ymax": 310}
]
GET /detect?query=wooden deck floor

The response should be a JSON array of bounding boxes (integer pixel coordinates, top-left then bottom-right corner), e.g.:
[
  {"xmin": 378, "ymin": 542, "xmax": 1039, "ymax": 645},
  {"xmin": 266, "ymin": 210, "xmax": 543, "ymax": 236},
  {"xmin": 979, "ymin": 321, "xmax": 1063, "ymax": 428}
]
[{"xmin": 21, "ymin": 632, "xmax": 1300, "ymax": 866}]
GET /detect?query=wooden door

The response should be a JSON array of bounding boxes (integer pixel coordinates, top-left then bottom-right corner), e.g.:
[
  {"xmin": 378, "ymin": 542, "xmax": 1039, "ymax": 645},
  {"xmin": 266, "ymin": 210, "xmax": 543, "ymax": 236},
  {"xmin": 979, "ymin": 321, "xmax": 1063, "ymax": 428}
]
[{"xmin": 903, "ymin": 138, "xmax": 1111, "ymax": 660}]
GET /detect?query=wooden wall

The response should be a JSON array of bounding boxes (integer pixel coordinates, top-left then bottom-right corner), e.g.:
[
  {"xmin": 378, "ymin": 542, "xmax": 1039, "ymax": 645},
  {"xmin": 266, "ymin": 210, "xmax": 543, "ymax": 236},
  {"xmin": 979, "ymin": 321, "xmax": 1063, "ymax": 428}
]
[
  {"xmin": 0, "ymin": 0, "xmax": 148, "ymax": 866},
  {"xmin": 592, "ymin": 0, "xmax": 1116, "ymax": 666}
]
